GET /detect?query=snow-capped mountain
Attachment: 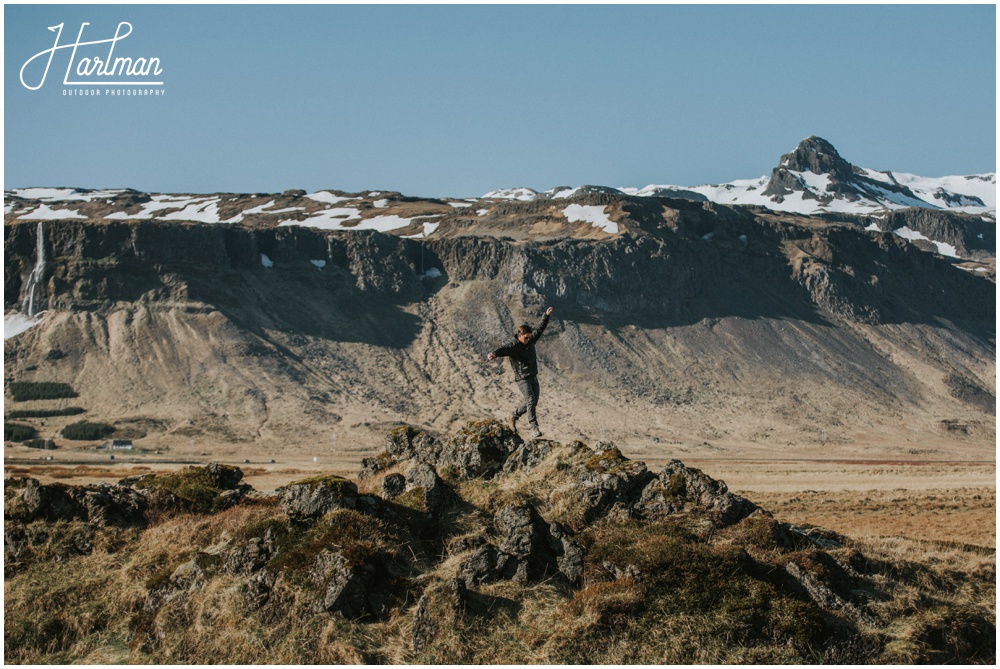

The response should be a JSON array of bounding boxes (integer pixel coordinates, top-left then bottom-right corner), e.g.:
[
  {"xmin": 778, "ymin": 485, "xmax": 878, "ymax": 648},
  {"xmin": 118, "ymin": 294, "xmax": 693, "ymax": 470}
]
[{"xmin": 487, "ymin": 136, "xmax": 996, "ymax": 218}]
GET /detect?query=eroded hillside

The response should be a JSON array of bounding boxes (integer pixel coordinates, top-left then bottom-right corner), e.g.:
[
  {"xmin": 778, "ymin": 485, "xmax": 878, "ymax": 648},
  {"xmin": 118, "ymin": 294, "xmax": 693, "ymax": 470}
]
[{"xmin": 3, "ymin": 193, "xmax": 995, "ymax": 459}]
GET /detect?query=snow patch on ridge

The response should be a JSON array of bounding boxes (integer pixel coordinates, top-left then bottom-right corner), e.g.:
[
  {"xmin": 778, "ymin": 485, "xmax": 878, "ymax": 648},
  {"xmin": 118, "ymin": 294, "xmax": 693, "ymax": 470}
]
[
  {"xmin": 17, "ymin": 204, "xmax": 88, "ymax": 220},
  {"xmin": 563, "ymin": 204, "xmax": 619, "ymax": 234},
  {"xmin": 306, "ymin": 191, "xmax": 358, "ymax": 205},
  {"xmin": 893, "ymin": 226, "xmax": 960, "ymax": 258},
  {"xmin": 483, "ymin": 187, "xmax": 538, "ymax": 201},
  {"xmin": 9, "ymin": 188, "xmax": 126, "ymax": 202},
  {"xmin": 280, "ymin": 207, "xmax": 363, "ymax": 229}
]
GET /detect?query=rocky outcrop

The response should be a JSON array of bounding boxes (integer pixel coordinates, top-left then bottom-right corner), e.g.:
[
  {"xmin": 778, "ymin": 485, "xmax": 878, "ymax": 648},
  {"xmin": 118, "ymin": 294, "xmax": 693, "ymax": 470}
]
[
  {"xmin": 276, "ymin": 475, "xmax": 358, "ymax": 522},
  {"xmin": 361, "ymin": 421, "xmax": 520, "ymax": 481},
  {"xmin": 879, "ymin": 208, "xmax": 996, "ymax": 259},
  {"xmin": 456, "ymin": 501, "xmax": 582, "ymax": 587},
  {"xmin": 309, "ymin": 548, "xmax": 373, "ymax": 618},
  {"xmin": 5, "ymin": 423, "xmax": 993, "ymax": 665},
  {"xmin": 360, "ymin": 422, "xmax": 769, "ymax": 570},
  {"xmin": 5, "ymin": 477, "xmax": 152, "ymax": 527},
  {"xmin": 636, "ymin": 459, "xmax": 758, "ymax": 526}
]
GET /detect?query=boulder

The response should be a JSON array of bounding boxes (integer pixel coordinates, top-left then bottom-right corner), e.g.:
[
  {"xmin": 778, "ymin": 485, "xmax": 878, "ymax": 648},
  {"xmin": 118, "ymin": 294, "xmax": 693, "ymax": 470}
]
[
  {"xmin": 411, "ymin": 593, "xmax": 437, "ymax": 654},
  {"xmin": 411, "ymin": 579, "xmax": 467, "ymax": 654},
  {"xmin": 5, "ymin": 478, "xmax": 80, "ymax": 523},
  {"xmin": 785, "ymin": 560, "xmax": 875, "ymax": 626},
  {"xmin": 636, "ymin": 459, "xmax": 757, "ymax": 526},
  {"xmin": 276, "ymin": 475, "xmax": 358, "ymax": 522},
  {"xmin": 225, "ymin": 529, "xmax": 275, "ymax": 575},
  {"xmin": 574, "ymin": 448, "xmax": 655, "ymax": 523},
  {"xmin": 4, "ymin": 522, "xmax": 27, "ymax": 563},
  {"xmin": 458, "ymin": 501, "xmax": 583, "ymax": 586},
  {"xmin": 206, "ymin": 463, "xmax": 245, "ymax": 489},
  {"xmin": 309, "ymin": 549, "xmax": 370, "ymax": 618},
  {"xmin": 501, "ymin": 439, "xmax": 554, "ymax": 475},
  {"xmin": 404, "ymin": 463, "xmax": 459, "ymax": 518},
  {"xmin": 73, "ymin": 484, "xmax": 148, "ymax": 527},
  {"xmin": 359, "ymin": 421, "xmax": 521, "ymax": 482},
  {"xmin": 381, "ymin": 473, "xmax": 406, "ymax": 500},
  {"xmin": 459, "ymin": 544, "xmax": 503, "ymax": 587},
  {"xmin": 244, "ymin": 567, "xmax": 278, "ymax": 611},
  {"xmin": 436, "ymin": 420, "xmax": 521, "ymax": 479},
  {"xmin": 359, "ymin": 426, "xmax": 440, "ymax": 479},
  {"xmin": 386, "ymin": 425, "xmax": 442, "ymax": 462},
  {"xmin": 548, "ymin": 520, "xmax": 584, "ymax": 584}
]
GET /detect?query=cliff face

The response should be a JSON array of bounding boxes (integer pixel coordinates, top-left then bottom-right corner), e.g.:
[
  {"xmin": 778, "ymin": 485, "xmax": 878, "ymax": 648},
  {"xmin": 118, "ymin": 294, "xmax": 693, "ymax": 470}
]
[
  {"xmin": 877, "ymin": 208, "xmax": 997, "ymax": 260},
  {"xmin": 3, "ymin": 197, "xmax": 995, "ymax": 454},
  {"xmin": 5, "ymin": 200, "xmax": 993, "ymax": 326}
]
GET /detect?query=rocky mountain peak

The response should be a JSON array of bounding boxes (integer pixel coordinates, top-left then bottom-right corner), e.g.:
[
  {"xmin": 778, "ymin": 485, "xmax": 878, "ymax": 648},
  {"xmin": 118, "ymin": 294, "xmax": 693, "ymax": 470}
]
[
  {"xmin": 778, "ymin": 136, "xmax": 855, "ymax": 181},
  {"xmin": 764, "ymin": 136, "xmax": 862, "ymax": 200}
]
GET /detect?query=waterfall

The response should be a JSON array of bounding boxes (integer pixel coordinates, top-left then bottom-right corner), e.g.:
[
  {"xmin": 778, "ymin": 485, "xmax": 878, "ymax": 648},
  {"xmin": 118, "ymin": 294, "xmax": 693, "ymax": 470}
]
[{"xmin": 24, "ymin": 220, "xmax": 47, "ymax": 317}]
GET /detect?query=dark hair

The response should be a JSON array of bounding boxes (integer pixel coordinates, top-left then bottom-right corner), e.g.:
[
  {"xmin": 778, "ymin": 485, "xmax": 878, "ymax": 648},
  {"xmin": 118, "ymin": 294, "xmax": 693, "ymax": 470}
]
[{"xmin": 517, "ymin": 324, "xmax": 533, "ymax": 337}]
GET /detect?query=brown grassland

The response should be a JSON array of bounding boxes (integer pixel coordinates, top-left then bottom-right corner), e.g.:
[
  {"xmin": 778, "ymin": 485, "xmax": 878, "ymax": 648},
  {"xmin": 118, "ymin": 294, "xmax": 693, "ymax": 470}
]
[{"xmin": 4, "ymin": 432, "xmax": 995, "ymax": 664}]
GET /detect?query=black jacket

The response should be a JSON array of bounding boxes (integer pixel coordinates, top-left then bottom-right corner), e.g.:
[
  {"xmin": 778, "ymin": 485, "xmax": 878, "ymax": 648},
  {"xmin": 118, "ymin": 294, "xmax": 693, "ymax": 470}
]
[{"xmin": 491, "ymin": 313, "xmax": 550, "ymax": 381}]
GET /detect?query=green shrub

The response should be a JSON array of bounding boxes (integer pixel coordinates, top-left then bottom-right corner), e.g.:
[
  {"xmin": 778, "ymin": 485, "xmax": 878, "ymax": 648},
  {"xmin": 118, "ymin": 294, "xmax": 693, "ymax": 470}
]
[
  {"xmin": 5, "ymin": 422, "xmax": 38, "ymax": 441},
  {"xmin": 7, "ymin": 407, "xmax": 86, "ymax": 419},
  {"xmin": 8, "ymin": 382, "xmax": 78, "ymax": 402},
  {"xmin": 61, "ymin": 421, "xmax": 115, "ymax": 441}
]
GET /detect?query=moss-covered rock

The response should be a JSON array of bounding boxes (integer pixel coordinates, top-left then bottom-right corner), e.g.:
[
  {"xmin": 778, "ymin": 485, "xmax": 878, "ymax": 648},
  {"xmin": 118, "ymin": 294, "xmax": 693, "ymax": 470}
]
[
  {"xmin": 438, "ymin": 419, "xmax": 521, "ymax": 479},
  {"xmin": 276, "ymin": 474, "xmax": 358, "ymax": 522},
  {"xmin": 635, "ymin": 459, "xmax": 758, "ymax": 527},
  {"xmin": 133, "ymin": 464, "xmax": 247, "ymax": 514}
]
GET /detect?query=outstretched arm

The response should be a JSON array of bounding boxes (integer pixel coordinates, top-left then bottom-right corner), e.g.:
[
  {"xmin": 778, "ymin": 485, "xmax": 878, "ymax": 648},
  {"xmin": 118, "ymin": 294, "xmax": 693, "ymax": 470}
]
[
  {"xmin": 533, "ymin": 307, "xmax": 554, "ymax": 340},
  {"xmin": 487, "ymin": 341, "xmax": 517, "ymax": 362}
]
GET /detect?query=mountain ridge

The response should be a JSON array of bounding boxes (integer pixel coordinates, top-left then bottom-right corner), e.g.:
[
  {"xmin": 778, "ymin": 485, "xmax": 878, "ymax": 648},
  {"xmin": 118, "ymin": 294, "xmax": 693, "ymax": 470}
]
[{"xmin": 4, "ymin": 195, "xmax": 994, "ymax": 458}]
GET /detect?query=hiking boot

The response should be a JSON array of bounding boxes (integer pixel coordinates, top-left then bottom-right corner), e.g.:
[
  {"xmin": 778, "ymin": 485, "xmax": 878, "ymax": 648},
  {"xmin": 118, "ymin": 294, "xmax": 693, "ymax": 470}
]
[
  {"xmin": 509, "ymin": 413, "xmax": 519, "ymax": 433},
  {"xmin": 529, "ymin": 425, "xmax": 543, "ymax": 439}
]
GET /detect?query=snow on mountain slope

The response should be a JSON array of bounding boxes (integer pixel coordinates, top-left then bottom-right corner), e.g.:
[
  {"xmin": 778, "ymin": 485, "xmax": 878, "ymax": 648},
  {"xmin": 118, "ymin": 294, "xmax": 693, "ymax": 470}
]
[
  {"xmin": 487, "ymin": 137, "xmax": 995, "ymax": 218},
  {"xmin": 859, "ymin": 170, "xmax": 996, "ymax": 210},
  {"xmin": 4, "ymin": 139, "xmax": 993, "ymax": 245},
  {"xmin": 625, "ymin": 167, "xmax": 994, "ymax": 218}
]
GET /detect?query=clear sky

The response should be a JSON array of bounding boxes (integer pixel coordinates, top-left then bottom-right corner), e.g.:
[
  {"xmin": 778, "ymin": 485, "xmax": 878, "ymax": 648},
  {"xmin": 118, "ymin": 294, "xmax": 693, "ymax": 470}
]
[{"xmin": 4, "ymin": 3, "xmax": 996, "ymax": 198}]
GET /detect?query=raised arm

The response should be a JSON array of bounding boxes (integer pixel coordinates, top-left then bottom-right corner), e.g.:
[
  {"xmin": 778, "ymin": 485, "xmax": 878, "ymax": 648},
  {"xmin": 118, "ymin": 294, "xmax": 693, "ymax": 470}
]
[{"xmin": 532, "ymin": 307, "xmax": 554, "ymax": 341}]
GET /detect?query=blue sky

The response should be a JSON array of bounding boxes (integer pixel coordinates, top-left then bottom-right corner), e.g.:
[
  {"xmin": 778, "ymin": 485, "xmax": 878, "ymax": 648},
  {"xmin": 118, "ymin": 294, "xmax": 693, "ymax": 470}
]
[{"xmin": 4, "ymin": 4, "xmax": 996, "ymax": 198}]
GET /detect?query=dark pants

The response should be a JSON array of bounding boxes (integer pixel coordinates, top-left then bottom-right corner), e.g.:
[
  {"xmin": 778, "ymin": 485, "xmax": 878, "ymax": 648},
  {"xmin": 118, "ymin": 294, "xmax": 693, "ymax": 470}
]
[{"xmin": 513, "ymin": 377, "xmax": 540, "ymax": 427}]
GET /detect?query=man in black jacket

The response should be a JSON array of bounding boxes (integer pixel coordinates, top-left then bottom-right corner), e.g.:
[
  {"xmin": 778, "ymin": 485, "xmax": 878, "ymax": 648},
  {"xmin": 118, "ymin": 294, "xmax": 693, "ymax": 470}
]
[{"xmin": 486, "ymin": 307, "xmax": 554, "ymax": 438}]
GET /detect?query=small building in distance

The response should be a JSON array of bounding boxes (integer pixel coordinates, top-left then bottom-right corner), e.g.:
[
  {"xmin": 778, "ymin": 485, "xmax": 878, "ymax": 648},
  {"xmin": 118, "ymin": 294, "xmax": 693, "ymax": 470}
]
[{"xmin": 104, "ymin": 439, "xmax": 133, "ymax": 450}]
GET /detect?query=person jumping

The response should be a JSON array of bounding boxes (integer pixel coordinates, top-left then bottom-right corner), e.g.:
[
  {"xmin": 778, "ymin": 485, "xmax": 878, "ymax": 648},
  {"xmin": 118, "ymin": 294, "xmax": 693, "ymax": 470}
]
[{"xmin": 486, "ymin": 306, "xmax": 554, "ymax": 438}]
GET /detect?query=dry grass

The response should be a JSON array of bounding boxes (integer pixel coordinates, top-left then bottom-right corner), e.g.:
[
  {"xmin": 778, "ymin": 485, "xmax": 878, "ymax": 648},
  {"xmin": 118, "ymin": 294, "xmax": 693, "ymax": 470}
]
[
  {"xmin": 749, "ymin": 487, "xmax": 996, "ymax": 548},
  {"xmin": 6, "ymin": 508, "xmax": 993, "ymax": 664},
  {"xmin": 4, "ymin": 446, "xmax": 995, "ymax": 664}
]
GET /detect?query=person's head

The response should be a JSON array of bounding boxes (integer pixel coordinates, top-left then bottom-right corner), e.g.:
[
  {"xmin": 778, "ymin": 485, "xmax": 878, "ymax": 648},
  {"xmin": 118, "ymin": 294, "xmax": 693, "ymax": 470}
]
[{"xmin": 516, "ymin": 324, "xmax": 533, "ymax": 344}]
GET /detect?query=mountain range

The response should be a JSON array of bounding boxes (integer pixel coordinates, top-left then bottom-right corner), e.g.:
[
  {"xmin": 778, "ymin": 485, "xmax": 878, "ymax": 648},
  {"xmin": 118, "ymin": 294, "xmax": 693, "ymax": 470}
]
[
  {"xmin": 487, "ymin": 136, "xmax": 997, "ymax": 218},
  {"xmin": 3, "ymin": 136, "xmax": 995, "ymax": 461}
]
